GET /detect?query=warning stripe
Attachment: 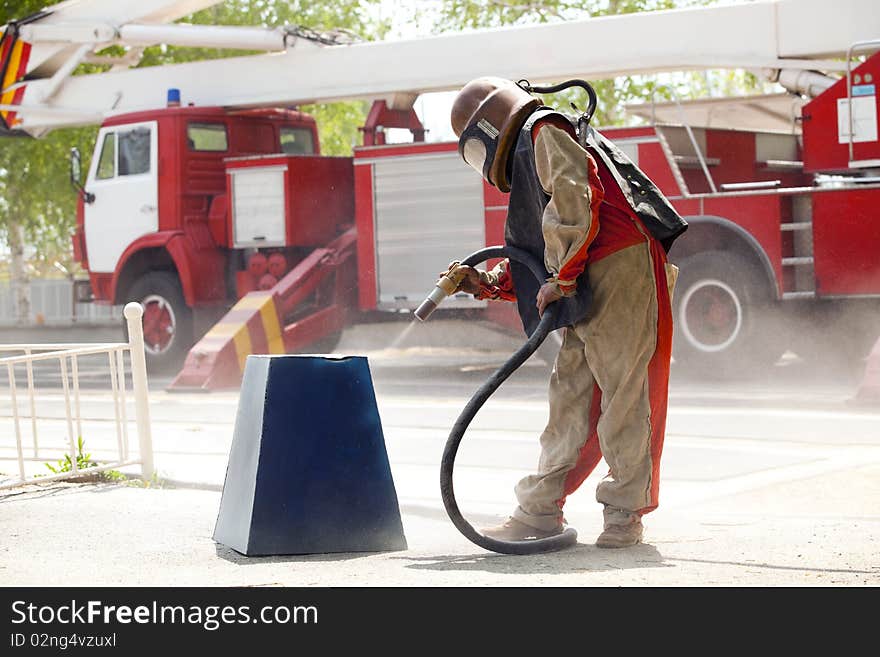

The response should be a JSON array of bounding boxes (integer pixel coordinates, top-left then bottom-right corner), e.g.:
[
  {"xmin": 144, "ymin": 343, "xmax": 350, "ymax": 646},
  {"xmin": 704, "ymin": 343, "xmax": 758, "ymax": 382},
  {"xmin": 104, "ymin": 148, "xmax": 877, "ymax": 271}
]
[
  {"xmin": 0, "ymin": 36, "xmax": 10, "ymax": 69},
  {"xmin": 200, "ymin": 292, "xmax": 284, "ymax": 373},
  {"xmin": 1, "ymin": 40, "xmax": 24, "ymax": 104},
  {"xmin": 259, "ymin": 299, "xmax": 285, "ymax": 354},
  {"xmin": 1, "ymin": 38, "xmax": 31, "ymax": 128}
]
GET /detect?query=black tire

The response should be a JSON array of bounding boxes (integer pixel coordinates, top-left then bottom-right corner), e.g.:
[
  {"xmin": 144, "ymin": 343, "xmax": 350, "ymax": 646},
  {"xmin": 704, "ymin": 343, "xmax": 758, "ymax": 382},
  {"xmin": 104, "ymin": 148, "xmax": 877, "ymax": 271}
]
[
  {"xmin": 672, "ymin": 250, "xmax": 785, "ymax": 377},
  {"xmin": 124, "ymin": 272, "xmax": 193, "ymax": 373}
]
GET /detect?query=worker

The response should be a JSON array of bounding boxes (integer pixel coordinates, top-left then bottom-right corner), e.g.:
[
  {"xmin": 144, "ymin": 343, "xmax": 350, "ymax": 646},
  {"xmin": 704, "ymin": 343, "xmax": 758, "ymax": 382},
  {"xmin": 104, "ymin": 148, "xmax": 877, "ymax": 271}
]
[{"xmin": 448, "ymin": 77, "xmax": 687, "ymax": 548}]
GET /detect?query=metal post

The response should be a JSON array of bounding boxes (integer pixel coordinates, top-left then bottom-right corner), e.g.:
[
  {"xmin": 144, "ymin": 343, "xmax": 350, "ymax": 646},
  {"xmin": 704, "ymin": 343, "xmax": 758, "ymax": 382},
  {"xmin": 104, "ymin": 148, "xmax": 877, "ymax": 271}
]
[
  {"xmin": 24, "ymin": 348, "xmax": 38, "ymax": 458},
  {"xmin": 71, "ymin": 354, "xmax": 82, "ymax": 442},
  {"xmin": 7, "ymin": 364, "xmax": 25, "ymax": 483},
  {"xmin": 124, "ymin": 303, "xmax": 154, "ymax": 480},
  {"xmin": 59, "ymin": 355, "xmax": 78, "ymax": 474},
  {"xmin": 115, "ymin": 347, "xmax": 130, "ymax": 460},
  {"xmin": 672, "ymin": 88, "xmax": 717, "ymax": 193},
  {"xmin": 108, "ymin": 350, "xmax": 124, "ymax": 460}
]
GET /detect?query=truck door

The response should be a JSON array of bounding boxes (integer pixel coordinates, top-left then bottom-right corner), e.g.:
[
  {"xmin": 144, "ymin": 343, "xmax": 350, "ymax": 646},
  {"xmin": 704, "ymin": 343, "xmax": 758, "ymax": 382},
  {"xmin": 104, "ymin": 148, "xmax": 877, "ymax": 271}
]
[{"xmin": 84, "ymin": 121, "xmax": 159, "ymax": 273}]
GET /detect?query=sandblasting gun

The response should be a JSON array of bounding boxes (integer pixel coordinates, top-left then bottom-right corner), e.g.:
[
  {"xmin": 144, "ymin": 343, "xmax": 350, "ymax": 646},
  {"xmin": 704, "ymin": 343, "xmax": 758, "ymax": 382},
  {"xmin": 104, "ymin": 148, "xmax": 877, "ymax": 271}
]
[{"xmin": 414, "ymin": 261, "xmax": 470, "ymax": 322}]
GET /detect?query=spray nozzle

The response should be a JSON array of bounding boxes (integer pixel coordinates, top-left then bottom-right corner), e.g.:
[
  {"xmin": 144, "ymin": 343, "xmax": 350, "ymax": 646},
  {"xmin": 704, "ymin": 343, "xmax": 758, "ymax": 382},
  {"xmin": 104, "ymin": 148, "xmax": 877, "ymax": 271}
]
[{"xmin": 414, "ymin": 262, "xmax": 469, "ymax": 322}]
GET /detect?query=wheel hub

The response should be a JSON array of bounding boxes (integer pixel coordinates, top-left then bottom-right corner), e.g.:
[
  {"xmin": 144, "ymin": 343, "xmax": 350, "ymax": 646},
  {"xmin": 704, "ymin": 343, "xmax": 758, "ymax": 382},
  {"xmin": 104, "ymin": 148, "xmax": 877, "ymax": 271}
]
[
  {"xmin": 680, "ymin": 279, "xmax": 743, "ymax": 353},
  {"xmin": 141, "ymin": 294, "xmax": 176, "ymax": 355}
]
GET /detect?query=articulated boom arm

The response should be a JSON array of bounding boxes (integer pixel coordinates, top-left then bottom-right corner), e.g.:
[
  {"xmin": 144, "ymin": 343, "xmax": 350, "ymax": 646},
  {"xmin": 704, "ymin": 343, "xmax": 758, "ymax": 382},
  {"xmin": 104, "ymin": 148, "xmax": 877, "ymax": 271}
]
[{"xmin": 3, "ymin": 0, "xmax": 880, "ymax": 135}]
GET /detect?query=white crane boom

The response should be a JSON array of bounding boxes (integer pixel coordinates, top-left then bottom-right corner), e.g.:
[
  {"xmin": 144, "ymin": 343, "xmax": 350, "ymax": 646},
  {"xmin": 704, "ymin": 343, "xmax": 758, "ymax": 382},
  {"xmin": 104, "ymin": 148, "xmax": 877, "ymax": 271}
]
[
  {"xmin": 3, "ymin": 0, "xmax": 880, "ymax": 135},
  {"xmin": 8, "ymin": 1, "xmax": 221, "ymax": 76}
]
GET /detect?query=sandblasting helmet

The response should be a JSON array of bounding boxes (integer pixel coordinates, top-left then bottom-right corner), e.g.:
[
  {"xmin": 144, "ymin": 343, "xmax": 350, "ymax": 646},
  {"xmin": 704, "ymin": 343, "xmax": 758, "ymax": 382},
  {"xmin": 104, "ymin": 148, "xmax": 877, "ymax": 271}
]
[{"xmin": 451, "ymin": 77, "xmax": 541, "ymax": 193}]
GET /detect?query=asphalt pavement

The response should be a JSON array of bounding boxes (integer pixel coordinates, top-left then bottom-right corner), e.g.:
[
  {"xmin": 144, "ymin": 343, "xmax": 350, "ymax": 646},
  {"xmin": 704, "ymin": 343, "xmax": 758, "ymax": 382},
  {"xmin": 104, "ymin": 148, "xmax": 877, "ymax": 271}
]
[{"xmin": 1, "ymin": 317, "xmax": 878, "ymax": 587}]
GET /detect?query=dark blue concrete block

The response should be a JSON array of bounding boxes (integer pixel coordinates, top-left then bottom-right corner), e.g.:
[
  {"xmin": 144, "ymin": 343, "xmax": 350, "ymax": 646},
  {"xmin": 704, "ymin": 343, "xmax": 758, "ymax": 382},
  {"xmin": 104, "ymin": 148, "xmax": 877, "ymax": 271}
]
[{"xmin": 213, "ymin": 355, "xmax": 407, "ymax": 556}]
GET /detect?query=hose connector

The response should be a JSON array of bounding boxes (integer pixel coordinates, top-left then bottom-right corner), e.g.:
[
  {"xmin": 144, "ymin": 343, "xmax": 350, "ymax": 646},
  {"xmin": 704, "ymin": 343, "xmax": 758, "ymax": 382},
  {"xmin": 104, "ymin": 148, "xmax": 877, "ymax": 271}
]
[{"xmin": 414, "ymin": 261, "xmax": 469, "ymax": 322}]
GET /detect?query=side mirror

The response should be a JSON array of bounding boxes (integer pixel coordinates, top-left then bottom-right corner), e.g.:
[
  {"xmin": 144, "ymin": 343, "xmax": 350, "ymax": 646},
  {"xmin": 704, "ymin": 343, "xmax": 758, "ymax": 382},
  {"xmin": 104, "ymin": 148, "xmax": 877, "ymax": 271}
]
[
  {"xmin": 69, "ymin": 147, "xmax": 95, "ymax": 204},
  {"xmin": 70, "ymin": 147, "xmax": 82, "ymax": 185}
]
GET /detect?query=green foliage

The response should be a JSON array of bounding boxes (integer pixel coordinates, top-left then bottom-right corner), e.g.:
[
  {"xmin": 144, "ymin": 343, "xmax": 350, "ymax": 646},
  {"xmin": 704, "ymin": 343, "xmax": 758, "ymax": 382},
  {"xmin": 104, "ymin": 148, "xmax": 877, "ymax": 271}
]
[
  {"xmin": 40, "ymin": 437, "xmax": 146, "ymax": 485},
  {"xmin": 433, "ymin": 0, "xmax": 713, "ymax": 30},
  {"xmin": 0, "ymin": 125, "xmax": 97, "ymax": 279},
  {"xmin": 121, "ymin": 471, "xmax": 165, "ymax": 489},
  {"xmin": 300, "ymin": 100, "xmax": 372, "ymax": 155},
  {"xmin": 0, "ymin": 0, "xmax": 54, "ymax": 24},
  {"xmin": 44, "ymin": 436, "xmax": 99, "ymax": 475}
]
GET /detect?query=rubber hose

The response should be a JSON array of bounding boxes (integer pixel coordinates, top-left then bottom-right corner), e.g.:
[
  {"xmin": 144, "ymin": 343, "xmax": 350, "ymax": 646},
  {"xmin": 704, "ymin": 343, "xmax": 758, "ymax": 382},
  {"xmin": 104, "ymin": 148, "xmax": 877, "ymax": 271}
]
[{"xmin": 440, "ymin": 246, "xmax": 578, "ymax": 554}]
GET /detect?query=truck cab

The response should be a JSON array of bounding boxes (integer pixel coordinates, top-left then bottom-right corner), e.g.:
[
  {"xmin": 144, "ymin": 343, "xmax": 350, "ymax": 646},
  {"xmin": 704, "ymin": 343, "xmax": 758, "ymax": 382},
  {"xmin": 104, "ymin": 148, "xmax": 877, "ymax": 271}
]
[{"xmin": 72, "ymin": 105, "xmax": 320, "ymax": 370}]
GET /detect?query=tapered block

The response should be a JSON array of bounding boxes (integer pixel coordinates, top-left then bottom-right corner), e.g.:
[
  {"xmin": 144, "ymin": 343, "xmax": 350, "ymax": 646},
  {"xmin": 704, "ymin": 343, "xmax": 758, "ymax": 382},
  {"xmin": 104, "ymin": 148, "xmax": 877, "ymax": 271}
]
[{"xmin": 213, "ymin": 355, "xmax": 407, "ymax": 556}]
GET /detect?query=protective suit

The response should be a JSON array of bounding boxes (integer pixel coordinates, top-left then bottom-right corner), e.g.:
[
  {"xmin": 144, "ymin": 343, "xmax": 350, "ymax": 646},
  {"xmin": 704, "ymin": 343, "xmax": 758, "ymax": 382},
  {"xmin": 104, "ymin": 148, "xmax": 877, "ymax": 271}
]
[{"xmin": 452, "ymin": 77, "xmax": 686, "ymax": 547}]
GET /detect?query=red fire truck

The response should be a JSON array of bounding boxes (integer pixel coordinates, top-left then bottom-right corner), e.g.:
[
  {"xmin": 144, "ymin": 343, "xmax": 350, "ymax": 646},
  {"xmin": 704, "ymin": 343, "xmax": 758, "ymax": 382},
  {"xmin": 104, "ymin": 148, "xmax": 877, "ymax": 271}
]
[{"xmin": 3, "ymin": 0, "xmax": 879, "ymax": 388}]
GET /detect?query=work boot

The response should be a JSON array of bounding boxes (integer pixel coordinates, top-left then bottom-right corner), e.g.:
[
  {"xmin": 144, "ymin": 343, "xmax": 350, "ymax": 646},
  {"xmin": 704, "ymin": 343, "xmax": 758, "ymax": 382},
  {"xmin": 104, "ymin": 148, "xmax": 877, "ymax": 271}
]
[
  {"xmin": 482, "ymin": 517, "xmax": 563, "ymax": 541},
  {"xmin": 595, "ymin": 519, "xmax": 644, "ymax": 549}
]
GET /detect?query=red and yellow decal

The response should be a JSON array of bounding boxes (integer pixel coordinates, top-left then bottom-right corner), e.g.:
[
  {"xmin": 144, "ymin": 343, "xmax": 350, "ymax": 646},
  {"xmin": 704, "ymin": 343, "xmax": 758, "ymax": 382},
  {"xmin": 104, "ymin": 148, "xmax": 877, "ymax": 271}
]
[
  {"xmin": 0, "ymin": 34, "xmax": 31, "ymax": 129},
  {"xmin": 201, "ymin": 292, "xmax": 286, "ymax": 373}
]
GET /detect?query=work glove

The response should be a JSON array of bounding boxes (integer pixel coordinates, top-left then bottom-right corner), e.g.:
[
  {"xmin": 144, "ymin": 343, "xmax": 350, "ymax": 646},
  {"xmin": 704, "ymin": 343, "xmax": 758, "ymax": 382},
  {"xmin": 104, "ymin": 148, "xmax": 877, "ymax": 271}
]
[{"xmin": 438, "ymin": 262, "xmax": 482, "ymax": 295}]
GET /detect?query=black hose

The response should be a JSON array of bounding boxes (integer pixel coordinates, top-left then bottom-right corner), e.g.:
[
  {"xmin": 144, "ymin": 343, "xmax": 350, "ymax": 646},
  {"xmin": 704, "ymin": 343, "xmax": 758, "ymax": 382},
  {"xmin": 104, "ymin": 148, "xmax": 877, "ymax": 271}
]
[
  {"xmin": 516, "ymin": 78, "xmax": 598, "ymax": 148},
  {"xmin": 439, "ymin": 246, "xmax": 578, "ymax": 554}
]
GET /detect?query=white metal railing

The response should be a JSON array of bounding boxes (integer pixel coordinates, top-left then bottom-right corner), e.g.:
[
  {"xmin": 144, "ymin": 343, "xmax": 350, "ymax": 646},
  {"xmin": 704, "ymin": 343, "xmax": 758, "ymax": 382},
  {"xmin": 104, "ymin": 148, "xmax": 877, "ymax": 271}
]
[{"xmin": 0, "ymin": 302, "xmax": 154, "ymax": 489}]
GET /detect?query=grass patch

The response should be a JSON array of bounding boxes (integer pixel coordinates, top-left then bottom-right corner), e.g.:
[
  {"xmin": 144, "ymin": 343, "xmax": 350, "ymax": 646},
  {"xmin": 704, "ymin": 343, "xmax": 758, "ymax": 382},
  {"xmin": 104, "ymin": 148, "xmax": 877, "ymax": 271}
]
[{"xmin": 42, "ymin": 438, "xmax": 164, "ymax": 487}]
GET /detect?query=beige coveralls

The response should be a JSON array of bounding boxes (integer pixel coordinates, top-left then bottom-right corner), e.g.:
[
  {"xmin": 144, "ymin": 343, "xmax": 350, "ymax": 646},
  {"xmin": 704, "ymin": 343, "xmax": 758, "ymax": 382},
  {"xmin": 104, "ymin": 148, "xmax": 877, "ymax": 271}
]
[{"xmin": 481, "ymin": 124, "xmax": 678, "ymax": 531}]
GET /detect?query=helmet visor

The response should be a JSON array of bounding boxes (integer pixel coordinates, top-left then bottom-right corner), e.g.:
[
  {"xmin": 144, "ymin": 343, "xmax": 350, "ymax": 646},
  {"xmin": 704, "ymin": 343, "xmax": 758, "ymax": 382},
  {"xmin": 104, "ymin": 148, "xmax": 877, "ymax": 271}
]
[
  {"xmin": 458, "ymin": 119, "xmax": 500, "ymax": 184},
  {"xmin": 461, "ymin": 137, "xmax": 488, "ymax": 177}
]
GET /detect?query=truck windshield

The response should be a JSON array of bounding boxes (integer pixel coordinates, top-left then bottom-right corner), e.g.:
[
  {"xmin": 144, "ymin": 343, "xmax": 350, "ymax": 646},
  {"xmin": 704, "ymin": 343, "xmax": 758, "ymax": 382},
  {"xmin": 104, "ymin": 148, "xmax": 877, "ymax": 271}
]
[
  {"xmin": 280, "ymin": 127, "xmax": 315, "ymax": 155},
  {"xmin": 118, "ymin": 127, "xmax": 151, "ymax": 176},
  {"xmin": 95, "ymin": 126, "xmax": 151, "ymax": 179}
]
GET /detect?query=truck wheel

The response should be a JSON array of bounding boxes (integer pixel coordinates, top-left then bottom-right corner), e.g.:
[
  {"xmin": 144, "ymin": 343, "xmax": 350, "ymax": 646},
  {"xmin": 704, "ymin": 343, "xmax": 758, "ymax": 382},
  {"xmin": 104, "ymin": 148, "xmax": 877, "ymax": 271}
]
[
  {"xmin": 125, "ymin": 272, "xmax": 193, "ymax": 373},
  {"xmin": 672, "ymin": 251, "xmax": 784, "ymax": 376}
]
